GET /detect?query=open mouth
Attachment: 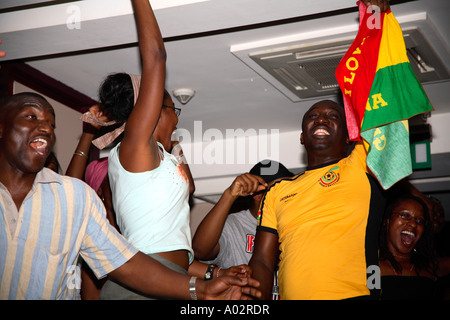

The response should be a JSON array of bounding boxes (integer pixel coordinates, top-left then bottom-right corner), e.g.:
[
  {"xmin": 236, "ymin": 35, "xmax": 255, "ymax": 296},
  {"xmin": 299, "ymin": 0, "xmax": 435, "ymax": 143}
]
[
  {"xmin": 313, "ymin": 128, "xmax": 330, "ymax": 136},
  {"xmin": 30, "ymin": 138, "xmax": 49, "ymax": 156},
  {"xmin": 400, "ymin": 230, "xmax": 416, "ymax": 246}
]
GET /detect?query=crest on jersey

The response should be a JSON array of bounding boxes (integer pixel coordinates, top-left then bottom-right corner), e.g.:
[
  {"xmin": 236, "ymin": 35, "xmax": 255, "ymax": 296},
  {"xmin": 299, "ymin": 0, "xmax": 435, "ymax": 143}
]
[{"xmin": 319, "ymin": 166, "xmax": 340, "ymax": 187}]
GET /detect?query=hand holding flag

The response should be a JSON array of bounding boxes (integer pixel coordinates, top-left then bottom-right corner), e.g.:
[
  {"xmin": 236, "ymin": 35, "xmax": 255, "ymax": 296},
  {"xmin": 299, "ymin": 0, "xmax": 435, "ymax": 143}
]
[{"xmin": 335, "ymin": 1, "xmax": 434, "ymax": 189}]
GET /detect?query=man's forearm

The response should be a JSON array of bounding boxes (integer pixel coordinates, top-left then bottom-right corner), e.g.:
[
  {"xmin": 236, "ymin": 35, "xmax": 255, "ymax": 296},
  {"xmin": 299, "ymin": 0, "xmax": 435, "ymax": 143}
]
[
  {"xmin": 248, "ymin": 258, "xmax": 275, "ymax": 300},
  {"xmin": 109, "ymin": 252, "xmax": 191, "ymax": 299}
]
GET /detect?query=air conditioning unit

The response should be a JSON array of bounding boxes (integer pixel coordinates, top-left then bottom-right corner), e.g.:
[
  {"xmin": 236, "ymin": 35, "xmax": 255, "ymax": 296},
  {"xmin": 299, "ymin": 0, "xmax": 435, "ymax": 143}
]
[
  {"xmin": 248, "ymin": 38, "xmax": 352, "ymax": 100},
  {"xmin": 231, "ymin": 13, "xmax": 450, "ymax": 102}
]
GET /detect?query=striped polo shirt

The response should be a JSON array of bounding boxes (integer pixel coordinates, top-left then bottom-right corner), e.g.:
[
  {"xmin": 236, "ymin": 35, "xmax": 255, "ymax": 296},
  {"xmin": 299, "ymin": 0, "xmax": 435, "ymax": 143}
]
[{"xmin": 0, "ymin": 168, "xmax": 138, "ymax": 300}]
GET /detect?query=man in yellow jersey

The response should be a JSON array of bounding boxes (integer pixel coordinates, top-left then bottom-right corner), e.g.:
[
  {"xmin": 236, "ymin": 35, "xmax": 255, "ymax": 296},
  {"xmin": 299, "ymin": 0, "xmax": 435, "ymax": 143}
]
[{"xmin": 249, "ymin": 99, "xmax": 386, "ymax": 299}]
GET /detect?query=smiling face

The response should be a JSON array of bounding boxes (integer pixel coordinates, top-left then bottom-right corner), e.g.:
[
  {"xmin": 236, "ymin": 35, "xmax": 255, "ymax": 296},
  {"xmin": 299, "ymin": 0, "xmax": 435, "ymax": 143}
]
[
  {"xmin": 0, "ymin": 93, "xmax": 56, "ymax": 174},
  {"xmin": 300, "ymin": 100, "xmax": 349, "ymax": 165},
  {"xmin": 387, "ymin": 198, "xmax": 427, "ymax": 257}
]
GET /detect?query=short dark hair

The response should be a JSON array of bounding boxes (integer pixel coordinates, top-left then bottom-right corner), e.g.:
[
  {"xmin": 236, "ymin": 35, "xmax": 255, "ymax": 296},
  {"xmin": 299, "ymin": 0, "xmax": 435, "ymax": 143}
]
[
  {"xmin": 302, "ymin": 100, "xmax": 343, "ymax": 128},
  {"xmin": 0, "ymin": 92, "xmax": 50, "ymax": 119}
]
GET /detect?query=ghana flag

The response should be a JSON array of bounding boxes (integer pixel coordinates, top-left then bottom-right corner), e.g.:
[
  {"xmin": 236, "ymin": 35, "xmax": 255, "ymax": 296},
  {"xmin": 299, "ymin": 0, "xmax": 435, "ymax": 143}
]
[{"xmin": 335, "ymin": 1, "xmax": 433, "ymax": 190}]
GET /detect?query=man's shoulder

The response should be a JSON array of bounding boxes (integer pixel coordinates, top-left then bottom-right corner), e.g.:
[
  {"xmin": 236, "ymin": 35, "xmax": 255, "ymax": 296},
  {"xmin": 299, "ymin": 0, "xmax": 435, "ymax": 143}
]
[
  {"xmin": 40, "ymin": 168, "xmax": 95, "ymax": 193},
  {"xmin": 266, "ymin": 173, "xmax": 303, "ymax": 193}
]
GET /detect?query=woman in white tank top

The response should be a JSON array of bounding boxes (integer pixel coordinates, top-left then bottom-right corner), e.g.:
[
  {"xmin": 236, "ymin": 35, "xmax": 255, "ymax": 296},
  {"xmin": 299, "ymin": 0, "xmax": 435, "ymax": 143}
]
[{"xmin": 91, "ymin": 3, "xmax": 195, "ymax": 299}]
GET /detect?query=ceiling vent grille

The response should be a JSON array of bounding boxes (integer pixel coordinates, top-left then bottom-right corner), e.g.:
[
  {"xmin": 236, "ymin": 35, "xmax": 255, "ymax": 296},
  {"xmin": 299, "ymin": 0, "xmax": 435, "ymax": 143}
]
[
  {"xmin": 238, "ymin": 26, "xmax": 449, "ymax": 102},
  {"xmin": 249, "ymin": 39, "xmax": 351, "ymax": 100}
]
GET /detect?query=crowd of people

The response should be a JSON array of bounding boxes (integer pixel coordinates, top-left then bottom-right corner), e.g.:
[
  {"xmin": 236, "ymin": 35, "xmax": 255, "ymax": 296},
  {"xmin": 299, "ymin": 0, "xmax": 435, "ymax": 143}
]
[{"xmin": 0, "ymin": 0, "xmax": 448, "ymax": 300}]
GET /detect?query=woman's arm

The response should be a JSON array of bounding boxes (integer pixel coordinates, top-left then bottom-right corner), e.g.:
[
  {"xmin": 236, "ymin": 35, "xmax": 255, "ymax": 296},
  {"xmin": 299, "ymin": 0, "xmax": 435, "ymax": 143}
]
[
  {"xmin": 66, "ymin": 104, "xmax": 105, "ymax": 178},
  {"xmin": 117, "ymin": 0, "xmax": 166, "ymax": 173}
]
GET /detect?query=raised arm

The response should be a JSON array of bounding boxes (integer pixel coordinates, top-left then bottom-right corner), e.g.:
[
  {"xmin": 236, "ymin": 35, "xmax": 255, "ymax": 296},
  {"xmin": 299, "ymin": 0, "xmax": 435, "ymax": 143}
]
[
  {"xmin": 192, "ymin": 173, "xmax": 267, "ymax": 260},
  {"xmin": 66, "ymin": 104, "xmax": 104, "ymax": 178},
  {"xmin": 118, "ymin": 0, "xmax": 167, "ymax": 173},
  {"xmin": 65, "ymin": 129, "xmax": 93, "ymax": 179}
]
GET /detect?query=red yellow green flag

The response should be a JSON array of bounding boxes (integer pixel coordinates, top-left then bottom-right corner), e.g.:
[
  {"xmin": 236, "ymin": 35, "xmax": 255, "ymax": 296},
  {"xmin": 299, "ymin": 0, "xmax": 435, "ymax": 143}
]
[{"xmin": 335, "ymin": 1, "xmax": 433, "ymax": 189}]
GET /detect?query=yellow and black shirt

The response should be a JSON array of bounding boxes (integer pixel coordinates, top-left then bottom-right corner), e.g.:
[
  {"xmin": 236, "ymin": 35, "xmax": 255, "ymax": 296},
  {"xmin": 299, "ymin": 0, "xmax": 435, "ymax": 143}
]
[{"xmin": 258, "ymin": 143, "xmax": 385, "ymax": 300}]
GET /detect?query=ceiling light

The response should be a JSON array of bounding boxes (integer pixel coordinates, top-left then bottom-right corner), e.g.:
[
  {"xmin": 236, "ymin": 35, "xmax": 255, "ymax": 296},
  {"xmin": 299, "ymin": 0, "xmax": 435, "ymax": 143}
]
[{"xmin": 172, "ymin": 88, "xmax": 195, "ymax": 105}]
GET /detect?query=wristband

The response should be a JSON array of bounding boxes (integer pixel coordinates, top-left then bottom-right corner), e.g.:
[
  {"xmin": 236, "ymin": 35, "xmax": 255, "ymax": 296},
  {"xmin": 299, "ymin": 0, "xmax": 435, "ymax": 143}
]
[
  {"xmin": 204, "ymin": 264, "xmax": 216, "ymax": 280},
  {"xmin": 189, "ymin": 276, "xmax": 198, "ymax": 300},
  {"xmin": 205, "ymin": 264, "xmax": 216, "ymax": 280}
]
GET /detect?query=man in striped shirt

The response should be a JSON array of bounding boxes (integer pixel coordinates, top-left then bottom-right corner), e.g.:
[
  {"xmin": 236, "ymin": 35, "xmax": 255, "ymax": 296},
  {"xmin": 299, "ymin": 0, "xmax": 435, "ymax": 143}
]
[{"xmin": 0, "ymin": 92, "xmax": 261, "ymax": 300}]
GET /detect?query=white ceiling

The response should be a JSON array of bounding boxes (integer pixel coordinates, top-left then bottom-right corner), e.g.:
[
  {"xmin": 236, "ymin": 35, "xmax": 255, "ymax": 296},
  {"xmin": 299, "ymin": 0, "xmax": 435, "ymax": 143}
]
[{"xmin": 1, "ymin": 0, "xmax": 449, "ymax": 141}]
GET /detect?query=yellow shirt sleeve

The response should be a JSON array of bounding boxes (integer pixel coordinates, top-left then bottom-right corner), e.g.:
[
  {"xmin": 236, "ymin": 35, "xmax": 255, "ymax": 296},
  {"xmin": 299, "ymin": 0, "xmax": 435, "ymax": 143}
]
[
  {"xmin": 347, "ymin": 141, "xmax": 369, "ymax": 173},
  {"xmin": 258, "ymin": 185, "xmax": 279, "ymax": 233}
]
